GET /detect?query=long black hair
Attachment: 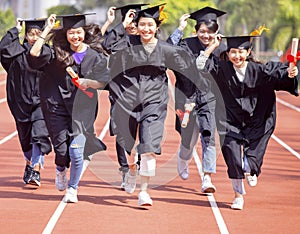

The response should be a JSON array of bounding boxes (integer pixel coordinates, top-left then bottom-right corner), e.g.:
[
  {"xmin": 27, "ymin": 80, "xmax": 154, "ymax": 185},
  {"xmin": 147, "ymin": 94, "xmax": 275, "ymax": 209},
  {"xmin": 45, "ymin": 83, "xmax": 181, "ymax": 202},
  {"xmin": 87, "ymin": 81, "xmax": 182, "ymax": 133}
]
[{"xmin": 48, "ymin": 23, "xmax": 106, "ymax": 68}]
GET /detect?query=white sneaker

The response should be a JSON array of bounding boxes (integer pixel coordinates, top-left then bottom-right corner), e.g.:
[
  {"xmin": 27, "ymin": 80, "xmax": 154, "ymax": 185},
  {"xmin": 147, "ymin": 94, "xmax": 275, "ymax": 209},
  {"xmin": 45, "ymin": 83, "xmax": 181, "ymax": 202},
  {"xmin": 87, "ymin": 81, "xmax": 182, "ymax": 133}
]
[
  {"xmin": 245, "ymin": 173, "xmax": 257, "ymax": 187},
  {"xmin": 177, "ymin": 154, "xmax": 189, "ymax": 180},
  {"xmin": 124, "ymin": 171, "xmax": 137, "ymax": 194},
  {"xmin": 201, "ymin": 175, "xmax": 216, "ymax": 193},
  {"xmin": 63, "ymin": 187, "xmax": 78, "ymax": 203},
  {"xmin": 138, "ymin": 191, "xmax": 153, "ymax": 206},
  {"xmin": 55, "ymin": 168, "xmax": 68, "ymax": 191},
  {"xmin": 231, "ymin": 197, "xmax": 244, "ymax": 210}
]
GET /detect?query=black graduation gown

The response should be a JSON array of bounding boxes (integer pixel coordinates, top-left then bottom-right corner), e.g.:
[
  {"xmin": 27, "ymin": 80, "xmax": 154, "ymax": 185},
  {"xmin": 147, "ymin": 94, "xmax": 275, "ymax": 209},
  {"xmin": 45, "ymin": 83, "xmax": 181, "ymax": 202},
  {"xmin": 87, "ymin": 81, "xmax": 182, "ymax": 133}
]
[
  {"xmin": 27, "ymin": 45, "xmax": 109, "ymax": 166},
  {"xmin": 102, "ymin": 23, "xmax": 196, "ymax": 155},
  {"xmin": 0, "ymin": 27, "xmax": 51, "ymax": 154},
  {"xmin": 167, "ymin": 35, "xmax": 226, "ymax": 148},
  {"xmin": 205, "ymin": 60, "xmax": 299, "ymax": 178}
]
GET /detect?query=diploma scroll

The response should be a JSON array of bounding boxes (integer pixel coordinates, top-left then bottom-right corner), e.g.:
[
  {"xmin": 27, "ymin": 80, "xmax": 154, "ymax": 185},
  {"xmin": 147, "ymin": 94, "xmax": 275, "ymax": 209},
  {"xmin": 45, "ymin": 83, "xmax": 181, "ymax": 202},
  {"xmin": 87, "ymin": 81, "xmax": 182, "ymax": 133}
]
[
  {"xmin": 66, "ymin": 66, "xmax": 94, "ymax": 98},
  {"xmin": 289, "ymin": 38, "xmax": 299, "ymax": 69},
  {"xmin": 181, "ymin": 103, "xmax": 196, "ymax": 128}
]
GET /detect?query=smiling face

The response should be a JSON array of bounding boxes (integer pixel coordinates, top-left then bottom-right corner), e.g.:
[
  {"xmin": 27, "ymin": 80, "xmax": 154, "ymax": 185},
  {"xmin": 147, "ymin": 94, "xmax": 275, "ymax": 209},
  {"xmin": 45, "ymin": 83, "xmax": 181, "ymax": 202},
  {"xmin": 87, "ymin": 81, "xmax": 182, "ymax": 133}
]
[
  {"xmin": 66, "ymin": 27, "xmax": 85, "ymax": 51},
  {"xmin": 25, "ymin": 28, "xmax": 43, "ymax": 46},
  {"xmin": 196, "ymin": 23, "xmax": 217, "ymax": 47},
  {"xmin": 137, "ymin": 17, "xmax": 158, "ymax": 43},
  {"xmin": 126, "ymin": 21, "xmax": 138, "ymax": 35},
  {"xmin": 227, "ymin": 48, "xmax": 251, "ymax": 68}
]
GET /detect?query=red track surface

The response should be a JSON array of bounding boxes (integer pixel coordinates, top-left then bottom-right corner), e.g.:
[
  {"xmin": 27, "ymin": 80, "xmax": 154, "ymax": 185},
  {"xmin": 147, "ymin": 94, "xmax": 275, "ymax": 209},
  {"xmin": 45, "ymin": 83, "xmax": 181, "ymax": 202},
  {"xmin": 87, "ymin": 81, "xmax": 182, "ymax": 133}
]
[{"xmin": 0, "ymin": 71, "xmax": 299, "ymax": 234}]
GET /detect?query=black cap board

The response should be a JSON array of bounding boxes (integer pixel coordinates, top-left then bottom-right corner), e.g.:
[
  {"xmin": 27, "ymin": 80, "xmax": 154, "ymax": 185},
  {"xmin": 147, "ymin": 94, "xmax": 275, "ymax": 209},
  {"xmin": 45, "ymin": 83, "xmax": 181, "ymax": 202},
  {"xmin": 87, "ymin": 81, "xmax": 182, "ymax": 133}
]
[
  {"xmin": 136, "ymin": 3, "xmax": 166, "ymax": 21},
  {"xmin": 224, "ymin": 36, "xmax": 258, "ymax": 50},
  {"xmin": 190, "ymin": 6, "xmax": 226, "ymax": 24},
  {"xmin": 22, "ymin": 19, "xmax": 46, "ymax": 33},
  {"xmin": 115, "ymin": 3, "xmax": 149, "ymax": 17},
  {"xmin": 56, "ymin": 13, "xmax": 96, "ymax": 29}
]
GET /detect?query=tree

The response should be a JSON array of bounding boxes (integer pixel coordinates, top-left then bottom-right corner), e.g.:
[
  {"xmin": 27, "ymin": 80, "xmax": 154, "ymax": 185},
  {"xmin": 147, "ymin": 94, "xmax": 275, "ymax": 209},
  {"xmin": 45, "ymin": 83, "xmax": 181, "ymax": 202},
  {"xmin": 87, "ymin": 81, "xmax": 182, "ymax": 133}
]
[
  {"xmin": 0, "ymin": 8, "xmax": 15, "ymax": 38},
  {"xmin": 47, "ymin": 5, "xmax": 81, "ymax": 16},
  {"xmin": 270, "ymin": 0, "xmax": 300, "ymax": 51},
  {"xmin": 217, "ymin": 0, "xmax": 300, "ymax": 52},
  {"xmin": 81, "ymin": 0, "xmax": 216, "ymax": 38},
  {"xmin": 153, "ymin": 0, "xmax": 216, "ymax": 39}
]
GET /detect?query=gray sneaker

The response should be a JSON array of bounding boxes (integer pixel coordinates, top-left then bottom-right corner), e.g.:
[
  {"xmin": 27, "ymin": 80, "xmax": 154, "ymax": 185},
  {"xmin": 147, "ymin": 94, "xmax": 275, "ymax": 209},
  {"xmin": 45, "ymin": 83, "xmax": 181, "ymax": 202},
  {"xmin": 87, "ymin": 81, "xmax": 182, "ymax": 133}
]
[
  {"xmin": 124, "ymin": 171, "xmax": 137, "ymax": 194},
  {"xmin": 55, "ymin": 168, "xmax": 68, "ymax": 191}
]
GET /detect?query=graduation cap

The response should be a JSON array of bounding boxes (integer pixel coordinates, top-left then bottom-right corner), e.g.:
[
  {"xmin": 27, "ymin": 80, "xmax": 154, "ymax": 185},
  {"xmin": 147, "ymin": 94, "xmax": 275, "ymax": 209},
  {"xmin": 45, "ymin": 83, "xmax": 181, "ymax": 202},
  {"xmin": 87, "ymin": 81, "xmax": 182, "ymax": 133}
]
[
  {"xmin": 57, "ymin": 13, "xmax": 96, "ymax": 29},
  {"xmin": 224, "ymin": 36, "xmax": 258, "ymax": 50},
  {"xmin": 136, "ymin": 3, "xmax": 166, "ymax": 21},
  {"xmin": 22, "ymin": 19, "xmax": 46, "ymax": 33},
  {"xmin": 115, "ymin": 3, "xmax": 149, "ymax": 18},
  {"xmin": 190, "ymin": 6, "xmax": 226, "ymax": 24}
]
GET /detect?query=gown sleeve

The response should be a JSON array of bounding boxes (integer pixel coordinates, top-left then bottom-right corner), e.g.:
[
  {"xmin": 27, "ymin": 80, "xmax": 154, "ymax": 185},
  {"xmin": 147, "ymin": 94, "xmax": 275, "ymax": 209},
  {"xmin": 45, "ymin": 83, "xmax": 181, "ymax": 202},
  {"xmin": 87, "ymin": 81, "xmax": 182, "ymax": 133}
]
[
  {"xmin": 101, "ymin": 22, "xmax": 127, "ymax": 54},
  {"xmin": 84, "ymin": 51, "xmax": 110, "ymax": 87},
  {"xmin": 27, "ymin": 44, "xmax": 53, "ymax": 70},
  {"xmin": 166, "ymin": 28, "xmax": 183, "ymax": 45},
  {"xmin": 263, "ymin": 61, "xmax": 299, "ymax": 96},
  {"xmin": 0, "ymin": 27, "xmax": 26, "ymax": 72}
]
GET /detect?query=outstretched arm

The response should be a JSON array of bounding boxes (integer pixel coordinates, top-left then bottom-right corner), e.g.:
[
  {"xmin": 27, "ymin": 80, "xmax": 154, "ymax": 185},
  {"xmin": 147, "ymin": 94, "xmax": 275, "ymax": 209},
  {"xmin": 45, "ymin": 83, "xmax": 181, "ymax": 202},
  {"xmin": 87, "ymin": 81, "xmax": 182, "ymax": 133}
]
[
  {"xmin": 30, "ymin": 14, "xmax": 55, "ymax": 57},
  {"xmin": 101, "ymin": 6, "xmax": 116, "ymax": 35},
  {"xmin": 167, "ymin": 14, "xmax": 190, "ymax": 45}
]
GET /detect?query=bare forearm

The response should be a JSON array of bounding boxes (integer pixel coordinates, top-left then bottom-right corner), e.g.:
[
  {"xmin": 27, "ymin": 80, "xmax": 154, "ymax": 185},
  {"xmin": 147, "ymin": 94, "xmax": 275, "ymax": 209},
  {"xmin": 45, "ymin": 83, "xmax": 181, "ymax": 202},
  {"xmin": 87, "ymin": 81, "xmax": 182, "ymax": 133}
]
[{"xmin": 30, "ymin": 26, "xmax": 51, "ymax": 57}]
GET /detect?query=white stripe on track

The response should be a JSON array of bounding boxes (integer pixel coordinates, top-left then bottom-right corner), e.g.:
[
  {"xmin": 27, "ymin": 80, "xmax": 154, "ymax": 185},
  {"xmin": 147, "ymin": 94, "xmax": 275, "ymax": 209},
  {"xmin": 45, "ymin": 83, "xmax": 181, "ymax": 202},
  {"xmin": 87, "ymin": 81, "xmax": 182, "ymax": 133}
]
[
  {"xmin": 274, "ymin": 97, "xmax": 300, "ymax": 159},
  {"xmin": 276, "ymin": 97, "xmax": 300, "ymax": 112},
  {"xmin": 0, "ymin": 97, "xmax": 7, "ymax": 104},
  {"xmin": 271, "ymin": 134, "xmax": 300, "ymax": 159},
  {"xmin": 0, "ymin": 131, "xmax": 17, "ymax": 145},
  {"xmin": 42, "ymin": 119, "xmax": 110, "ymax": 234},
  {"xmin": 193, "ymin": 149, "xmax": 229, "ymax": 234},
  {"xmin": 169, "ymin": 78, "xmax": 229, "ymax": 234},
  {"xmin": 0, "ymin": 80, "xmax": 6, "ymax": 86}
]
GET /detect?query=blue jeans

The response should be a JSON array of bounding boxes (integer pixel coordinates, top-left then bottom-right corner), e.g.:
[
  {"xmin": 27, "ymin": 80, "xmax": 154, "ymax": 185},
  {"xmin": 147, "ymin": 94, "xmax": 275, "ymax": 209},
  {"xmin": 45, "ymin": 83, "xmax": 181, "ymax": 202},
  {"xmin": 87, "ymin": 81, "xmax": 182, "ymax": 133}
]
[
  {"xmin": 24, "ymin": 143, "xmax": 44, "ymax": 168},
  {"xmin": 178, "ymin": 120, "xmax": 216, "ymax": 174},
  {"xmin": 68, "ymin": 134, "xmax": 86, "ymax": 190}
]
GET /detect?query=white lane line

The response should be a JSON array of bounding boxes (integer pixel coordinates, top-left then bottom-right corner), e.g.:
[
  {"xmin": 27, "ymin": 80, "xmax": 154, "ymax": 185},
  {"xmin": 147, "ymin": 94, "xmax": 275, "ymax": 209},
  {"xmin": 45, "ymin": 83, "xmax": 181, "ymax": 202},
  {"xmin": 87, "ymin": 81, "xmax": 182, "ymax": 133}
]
[
  {"xmin": 0, "ymin": 97, "xmax": 7, "ymax": 104},
  {"xmin": 169, "ymin": 77, "xmax": 229, "ymax": 233},
  {"xmin": 193, "ymin": 149, "xmax": 229, "ymax": 234},
  {"xmin": 271, "ymin": 134, "xmax": 300, "ymax": 159},
  {"xmin": 42, "ymin": 119, "xmax": 110, "ymax": 234},
  {"xmin": 276, "ymin": 97, "xmax": 300, "ymax": 112},
  {"xmin": 275, "ymin": 97, "xmax": 300, "ymax": 159},
  {"xmin": 0, "ymin": 131, "xmax": 17, "ymax": 145}
]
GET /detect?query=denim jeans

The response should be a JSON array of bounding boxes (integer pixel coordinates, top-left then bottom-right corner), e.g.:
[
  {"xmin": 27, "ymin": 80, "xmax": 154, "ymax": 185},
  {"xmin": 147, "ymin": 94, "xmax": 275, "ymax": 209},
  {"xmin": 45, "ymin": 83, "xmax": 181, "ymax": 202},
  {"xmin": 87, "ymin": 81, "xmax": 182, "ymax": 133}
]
[
  {"xmin": 68, "ymin": 134, "xmax": 86, "ymax": 190},
  {"xmin": 31, "ymin": 143, "xmax": 44, "ymax": 168},
  {"xmin": 178, "ymin": 120, "xmax": 216, "ymax": 174},
  {"xmin": 24, "ymin": 143, "xmax": 44, "ymax": 168}
]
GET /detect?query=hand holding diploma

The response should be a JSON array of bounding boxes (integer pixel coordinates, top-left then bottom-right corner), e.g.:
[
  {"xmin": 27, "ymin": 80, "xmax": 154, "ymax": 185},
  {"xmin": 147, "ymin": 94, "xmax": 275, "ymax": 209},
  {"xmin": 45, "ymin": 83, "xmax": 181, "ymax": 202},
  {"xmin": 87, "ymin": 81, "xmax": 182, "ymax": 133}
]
[
  {"xmin": 66, "ymin": 66, "xmax": 94, "ymax": 98},
  {"xmin": 181, "ymin": 103, "xmax": 195, "ymax": 128}
]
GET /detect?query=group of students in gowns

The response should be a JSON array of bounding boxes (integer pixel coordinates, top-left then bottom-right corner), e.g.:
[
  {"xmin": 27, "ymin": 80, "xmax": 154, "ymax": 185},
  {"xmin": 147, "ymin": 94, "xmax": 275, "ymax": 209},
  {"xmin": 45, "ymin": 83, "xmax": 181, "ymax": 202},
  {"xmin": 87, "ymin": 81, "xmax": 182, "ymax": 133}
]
[{"xmin": 0, "ymin": 3, "xmax": 298, "ymax": 209}]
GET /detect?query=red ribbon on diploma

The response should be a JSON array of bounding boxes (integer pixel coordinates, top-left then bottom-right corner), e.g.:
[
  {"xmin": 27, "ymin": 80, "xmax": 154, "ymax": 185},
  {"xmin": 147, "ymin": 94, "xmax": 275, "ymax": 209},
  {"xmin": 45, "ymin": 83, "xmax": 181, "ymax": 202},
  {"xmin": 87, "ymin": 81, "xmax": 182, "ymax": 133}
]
[
  {"xmin": 287, "ymin": 51, "xmax": 300, "ymax": 66},
  {"xmin": 66, "ymin": 67, "xmax": 94, "ymax": 98}
]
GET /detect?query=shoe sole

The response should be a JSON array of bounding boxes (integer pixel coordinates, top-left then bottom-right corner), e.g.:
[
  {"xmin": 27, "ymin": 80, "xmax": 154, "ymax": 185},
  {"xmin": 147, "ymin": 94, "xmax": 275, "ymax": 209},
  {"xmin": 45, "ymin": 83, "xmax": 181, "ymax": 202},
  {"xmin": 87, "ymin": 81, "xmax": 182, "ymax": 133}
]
[
  {"xmin": 139, "ymin": 202, "xmax": 153, "ymax": 206},
  {"xmin": 201, "ymin": 187, "xmax": 216, "ymax": 193},
  {"xmin": 178, "ymin": 173, "xmax": 189, "ymax": 180},
  {"xmin": 231, "ymin": 206, "xmax": 243, "ymax": 210},
  {"xmin": 28, "ymin": 179, "xmax": 41, "ymax": 187}
]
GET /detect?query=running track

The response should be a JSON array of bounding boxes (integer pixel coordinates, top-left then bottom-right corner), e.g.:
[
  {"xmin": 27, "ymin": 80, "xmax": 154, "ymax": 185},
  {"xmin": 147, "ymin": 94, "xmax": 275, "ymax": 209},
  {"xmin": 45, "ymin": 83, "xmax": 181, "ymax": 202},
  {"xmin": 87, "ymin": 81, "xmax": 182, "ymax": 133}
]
[{"xmin": 0, "ymin": 71, "xmax": 299, "ymax": 234}]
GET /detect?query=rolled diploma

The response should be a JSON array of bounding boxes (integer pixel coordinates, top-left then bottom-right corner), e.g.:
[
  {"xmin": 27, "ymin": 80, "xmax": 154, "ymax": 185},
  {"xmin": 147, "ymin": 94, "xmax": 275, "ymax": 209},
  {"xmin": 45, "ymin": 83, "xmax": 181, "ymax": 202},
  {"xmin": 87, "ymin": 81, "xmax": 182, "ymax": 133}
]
[
  {"xmin": 66, "ymin": 66, "xmax": 78, "ymax": 78},
  {"xmin": 181, "ymin": 103, "xmax": 195, "ymax": 128},
  {"xmin": 289, "ymin": 38, "xmax": 299, "ymax": 69}
]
